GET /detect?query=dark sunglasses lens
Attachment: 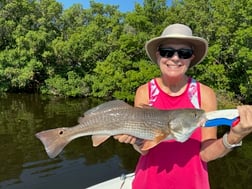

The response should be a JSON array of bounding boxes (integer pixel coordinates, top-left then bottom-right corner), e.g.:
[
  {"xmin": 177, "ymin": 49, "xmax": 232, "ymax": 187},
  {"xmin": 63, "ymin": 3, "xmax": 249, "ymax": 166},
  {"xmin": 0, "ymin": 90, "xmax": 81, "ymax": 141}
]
[
  {"xmin": 159, "ymin": 49, "xmax": 175, "ymax": 58},
  {"xmin": 178, "ymin": 49, "xmax": 193, "ymax": 59},
  {"xmin": 159, "ymin": 48, "xmax": 193, "ymax": 59}
]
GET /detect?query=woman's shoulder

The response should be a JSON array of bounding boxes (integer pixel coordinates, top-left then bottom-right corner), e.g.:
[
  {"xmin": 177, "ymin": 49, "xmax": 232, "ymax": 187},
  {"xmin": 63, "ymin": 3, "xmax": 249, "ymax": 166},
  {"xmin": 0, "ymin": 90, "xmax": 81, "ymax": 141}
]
[
  {"xmin": 135, "ymin": 78, "xmax": 158, "ymax": 94},
  {"xmin": 134, "ymin": 83, "xmax": 149, "ymax": 107},
  {"xmin": 198, "ymin": 82, "xmax": 217, "ymax": 111},
  {"xmin": 199, "ymin": 82, "xmax": 216, "ymax": 95}
]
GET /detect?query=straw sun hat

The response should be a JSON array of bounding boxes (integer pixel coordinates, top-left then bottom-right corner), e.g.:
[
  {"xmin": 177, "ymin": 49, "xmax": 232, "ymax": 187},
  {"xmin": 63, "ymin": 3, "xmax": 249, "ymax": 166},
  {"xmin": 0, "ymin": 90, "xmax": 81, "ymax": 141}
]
[{"xmin": 145, "ymin": 23, "xmax": 208, "ymax": 68}]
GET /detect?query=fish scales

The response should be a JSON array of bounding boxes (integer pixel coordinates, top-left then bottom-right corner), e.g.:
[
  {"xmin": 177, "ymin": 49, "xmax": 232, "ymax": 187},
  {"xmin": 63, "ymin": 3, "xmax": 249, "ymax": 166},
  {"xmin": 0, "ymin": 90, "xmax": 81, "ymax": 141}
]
[
  {"xmin": 35, "ymin": 100, "xmax": 205, "ymax": 158},
  {"xmin": 78, "ymin": 108, "xmax": 170, "ymax": 139}
]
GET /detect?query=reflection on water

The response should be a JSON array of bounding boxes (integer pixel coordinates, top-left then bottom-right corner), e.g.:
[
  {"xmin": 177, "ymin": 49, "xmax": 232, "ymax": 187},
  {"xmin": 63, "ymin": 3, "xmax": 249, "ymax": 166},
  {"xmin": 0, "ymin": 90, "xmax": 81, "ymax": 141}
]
[
  {"xmin": 0, "ymin": 94, "xmax": 138, "ymax": 189},
  {"xmin": 0, "ymin": 94, "xmax": 252, "ymax": 189}
]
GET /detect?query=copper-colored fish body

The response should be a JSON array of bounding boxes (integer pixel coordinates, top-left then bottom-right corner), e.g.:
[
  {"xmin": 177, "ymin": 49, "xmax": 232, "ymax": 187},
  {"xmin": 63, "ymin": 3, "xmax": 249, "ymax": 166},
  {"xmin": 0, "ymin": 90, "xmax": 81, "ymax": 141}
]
[{"xmin": 35, "ymin": 100, "xmax": 205, "ymax": 158}]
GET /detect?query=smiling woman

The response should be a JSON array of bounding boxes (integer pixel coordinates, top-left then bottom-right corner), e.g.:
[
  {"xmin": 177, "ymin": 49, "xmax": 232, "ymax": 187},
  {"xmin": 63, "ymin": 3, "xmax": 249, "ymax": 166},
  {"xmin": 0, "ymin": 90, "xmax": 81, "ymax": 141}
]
[{"xmin": 113, "ymin": 23, "xmax": 252, "ymax": 189}]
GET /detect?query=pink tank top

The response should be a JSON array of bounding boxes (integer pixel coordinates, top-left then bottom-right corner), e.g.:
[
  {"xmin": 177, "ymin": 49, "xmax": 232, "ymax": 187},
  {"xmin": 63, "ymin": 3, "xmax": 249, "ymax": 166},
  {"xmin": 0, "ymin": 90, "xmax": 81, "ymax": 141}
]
[{"xmin": 132, "ymin": 78, "xmax": 210, "ymax": 189}]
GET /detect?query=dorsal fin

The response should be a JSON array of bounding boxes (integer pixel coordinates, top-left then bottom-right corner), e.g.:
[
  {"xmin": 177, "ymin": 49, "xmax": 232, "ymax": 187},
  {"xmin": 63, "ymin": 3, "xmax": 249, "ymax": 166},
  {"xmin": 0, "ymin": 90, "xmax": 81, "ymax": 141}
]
[{"xmin": 84, "ymin": 100, "xmax": 132, "ymax": 116}]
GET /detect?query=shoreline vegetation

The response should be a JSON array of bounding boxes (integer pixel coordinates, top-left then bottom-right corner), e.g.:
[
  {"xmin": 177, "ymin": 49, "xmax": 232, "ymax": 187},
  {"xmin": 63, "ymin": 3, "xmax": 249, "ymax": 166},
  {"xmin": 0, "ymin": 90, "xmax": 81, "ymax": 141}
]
[{"xmin": 0, "ymin": 0, "xmax": 251, "ymax": 104}]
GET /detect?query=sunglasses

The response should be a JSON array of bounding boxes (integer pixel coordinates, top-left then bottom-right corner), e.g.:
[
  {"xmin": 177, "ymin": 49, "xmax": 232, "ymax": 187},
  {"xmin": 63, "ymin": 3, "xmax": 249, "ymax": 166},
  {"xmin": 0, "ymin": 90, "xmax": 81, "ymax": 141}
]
[{"xmin": 158, "ymin": 48, "xmax": 193, "ymax": 59}]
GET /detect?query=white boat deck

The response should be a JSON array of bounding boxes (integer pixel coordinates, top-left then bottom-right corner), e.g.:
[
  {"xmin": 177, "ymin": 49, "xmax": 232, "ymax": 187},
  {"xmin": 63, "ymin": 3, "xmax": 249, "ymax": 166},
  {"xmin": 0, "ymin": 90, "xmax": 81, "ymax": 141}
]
[{"xmin": 87, "ymin": 173, "xmax": 134, "ymax": 189}]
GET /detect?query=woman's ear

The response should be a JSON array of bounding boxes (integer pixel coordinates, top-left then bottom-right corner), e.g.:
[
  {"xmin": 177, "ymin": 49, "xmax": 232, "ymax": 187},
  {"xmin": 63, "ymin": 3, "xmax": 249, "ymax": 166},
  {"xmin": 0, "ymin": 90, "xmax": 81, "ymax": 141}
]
[
  {"xmin": 155, "ymin": 51, "xmax": 161, "ymax": 65},
  {"xmin": 190, "ymin": 54, "xmax": 195, "ymax": 61}
]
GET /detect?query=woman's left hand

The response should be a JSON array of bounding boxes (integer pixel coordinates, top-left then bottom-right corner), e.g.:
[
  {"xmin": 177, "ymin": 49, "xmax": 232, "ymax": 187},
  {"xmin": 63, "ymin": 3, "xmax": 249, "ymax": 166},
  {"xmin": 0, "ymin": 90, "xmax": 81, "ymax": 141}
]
[{"xmin": 230, "ymin": 105, "xmax": 252, "ymax": 139}]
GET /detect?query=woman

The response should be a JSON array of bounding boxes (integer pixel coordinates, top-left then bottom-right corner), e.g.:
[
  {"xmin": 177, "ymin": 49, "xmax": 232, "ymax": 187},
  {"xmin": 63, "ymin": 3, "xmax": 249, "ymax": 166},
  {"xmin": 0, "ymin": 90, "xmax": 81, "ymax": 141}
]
[{"xmin": 114, "ymin": 23, "xmax": 252, "ymax": 189}]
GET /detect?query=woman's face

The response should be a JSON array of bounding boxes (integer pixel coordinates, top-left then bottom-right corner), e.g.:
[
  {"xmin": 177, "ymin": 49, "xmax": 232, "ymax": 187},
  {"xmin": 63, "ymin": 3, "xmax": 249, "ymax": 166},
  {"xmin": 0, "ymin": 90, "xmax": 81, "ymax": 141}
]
[{"xmin": 156, "ymin": 42, "xmax": 195, "ymax": 78}]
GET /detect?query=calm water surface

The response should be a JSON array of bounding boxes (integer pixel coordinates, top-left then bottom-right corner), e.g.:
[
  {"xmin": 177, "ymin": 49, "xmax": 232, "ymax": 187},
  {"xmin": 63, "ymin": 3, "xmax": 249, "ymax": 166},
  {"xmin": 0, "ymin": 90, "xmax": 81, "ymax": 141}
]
[{"xmin": 0, "ymin": 94, "xmax": 252, "ymax": 189}]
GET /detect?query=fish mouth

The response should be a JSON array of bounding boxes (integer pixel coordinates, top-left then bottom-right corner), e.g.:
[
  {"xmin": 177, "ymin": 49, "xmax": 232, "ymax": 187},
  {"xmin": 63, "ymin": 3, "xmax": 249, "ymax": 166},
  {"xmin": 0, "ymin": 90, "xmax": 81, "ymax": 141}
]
[{"xmin": 198, "ymin": 116, "xmax": 208, "ymax": 127}]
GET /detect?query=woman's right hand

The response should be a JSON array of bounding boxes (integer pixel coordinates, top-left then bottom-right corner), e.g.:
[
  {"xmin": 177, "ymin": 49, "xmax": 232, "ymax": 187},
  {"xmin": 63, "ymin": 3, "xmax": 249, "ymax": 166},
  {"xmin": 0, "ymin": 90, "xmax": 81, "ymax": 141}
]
[
  {"xmin": 114, "ymin": 135, "xmax": 148, "ymax": 155},
  {"xmin": 113, "ymin": 134, "xmax": 137, "ymax": 144}
]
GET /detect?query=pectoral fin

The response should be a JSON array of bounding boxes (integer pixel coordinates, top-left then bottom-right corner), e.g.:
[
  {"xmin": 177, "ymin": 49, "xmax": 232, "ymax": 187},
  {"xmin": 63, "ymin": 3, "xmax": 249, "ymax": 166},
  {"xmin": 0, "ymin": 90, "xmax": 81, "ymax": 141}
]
[
  {"xmin": 92, "ymin": 135, "xmax": 111, "ymax": 147},
  {"xmin": 141, "ymin": 134, "xmax": 168, "ymax": 151}
]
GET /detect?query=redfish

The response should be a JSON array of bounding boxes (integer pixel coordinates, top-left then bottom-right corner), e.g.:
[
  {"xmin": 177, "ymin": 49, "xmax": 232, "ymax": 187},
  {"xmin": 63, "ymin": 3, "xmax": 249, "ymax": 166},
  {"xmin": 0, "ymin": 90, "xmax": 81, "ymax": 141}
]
[{"xmin": 35, "ymin": 100, "xmax": 206, "ymax": 158}]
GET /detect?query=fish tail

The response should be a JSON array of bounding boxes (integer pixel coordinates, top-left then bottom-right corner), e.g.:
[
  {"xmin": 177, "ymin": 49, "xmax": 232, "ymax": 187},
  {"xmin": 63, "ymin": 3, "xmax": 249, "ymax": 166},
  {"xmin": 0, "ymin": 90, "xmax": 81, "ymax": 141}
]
[{"xmin": 35, "ymin": 128, "xmax": 70, "ymax": 158}]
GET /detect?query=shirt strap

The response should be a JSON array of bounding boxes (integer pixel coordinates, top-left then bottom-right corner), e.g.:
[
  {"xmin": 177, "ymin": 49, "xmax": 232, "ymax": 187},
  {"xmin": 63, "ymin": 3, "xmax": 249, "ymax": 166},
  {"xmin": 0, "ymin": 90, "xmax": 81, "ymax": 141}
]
[{"xmin": 188, "ymin": 78, "xmax": 200, "ymax": 109}]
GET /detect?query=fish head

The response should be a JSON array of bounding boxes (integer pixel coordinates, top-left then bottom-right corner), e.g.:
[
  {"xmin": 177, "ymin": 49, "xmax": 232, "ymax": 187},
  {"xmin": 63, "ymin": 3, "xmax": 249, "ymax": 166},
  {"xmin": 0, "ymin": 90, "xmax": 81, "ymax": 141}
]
[{"xmin": 168, "ymin": 109, "xmax": 206, "ymax": 142}]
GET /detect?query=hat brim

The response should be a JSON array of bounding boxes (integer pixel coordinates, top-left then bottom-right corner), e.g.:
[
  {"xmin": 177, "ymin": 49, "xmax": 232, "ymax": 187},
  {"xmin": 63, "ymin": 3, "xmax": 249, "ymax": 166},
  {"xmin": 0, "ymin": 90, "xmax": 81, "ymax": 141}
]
[{"xmin": 145, "ymin": 35, "xmax": 208, "ymax": 68}]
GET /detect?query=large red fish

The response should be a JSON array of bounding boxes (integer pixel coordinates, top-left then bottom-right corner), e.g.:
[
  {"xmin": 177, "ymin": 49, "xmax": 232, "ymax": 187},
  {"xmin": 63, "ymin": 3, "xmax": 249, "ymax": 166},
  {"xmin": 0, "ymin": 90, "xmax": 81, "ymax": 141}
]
[{"xmin": 35, "ymin": 100, "xmax": 206, "ymax": 158}]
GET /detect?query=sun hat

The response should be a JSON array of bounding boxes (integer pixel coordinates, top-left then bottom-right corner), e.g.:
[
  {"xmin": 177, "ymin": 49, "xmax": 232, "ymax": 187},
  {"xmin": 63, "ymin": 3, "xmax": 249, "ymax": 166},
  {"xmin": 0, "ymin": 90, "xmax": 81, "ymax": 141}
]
[{"xmin": 145, "ymin": 23, "xmax": 208, "ymax": 68}]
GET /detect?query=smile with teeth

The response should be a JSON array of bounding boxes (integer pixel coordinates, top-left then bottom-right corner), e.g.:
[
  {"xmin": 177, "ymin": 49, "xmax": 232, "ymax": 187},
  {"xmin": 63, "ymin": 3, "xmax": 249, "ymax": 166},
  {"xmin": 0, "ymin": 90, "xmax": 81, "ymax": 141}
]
[{"xmin": 165, "ymin": 63, "xmax": 182, "ymax": 68}]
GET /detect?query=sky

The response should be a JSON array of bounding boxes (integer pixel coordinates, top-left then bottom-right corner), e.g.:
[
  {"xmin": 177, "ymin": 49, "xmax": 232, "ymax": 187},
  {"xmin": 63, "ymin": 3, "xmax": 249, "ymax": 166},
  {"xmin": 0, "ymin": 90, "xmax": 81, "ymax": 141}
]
[{"xmin": 57, "ymin": 0, "xmax": 144, "ymax": 12}]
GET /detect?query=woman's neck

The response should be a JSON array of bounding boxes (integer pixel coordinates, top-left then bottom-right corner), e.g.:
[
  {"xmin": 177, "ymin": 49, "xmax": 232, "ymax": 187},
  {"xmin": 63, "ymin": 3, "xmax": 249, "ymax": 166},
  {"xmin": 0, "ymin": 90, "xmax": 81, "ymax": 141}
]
[{"xmin": 157, "ymin": 75, "xmax": 189, "ymax": 96}]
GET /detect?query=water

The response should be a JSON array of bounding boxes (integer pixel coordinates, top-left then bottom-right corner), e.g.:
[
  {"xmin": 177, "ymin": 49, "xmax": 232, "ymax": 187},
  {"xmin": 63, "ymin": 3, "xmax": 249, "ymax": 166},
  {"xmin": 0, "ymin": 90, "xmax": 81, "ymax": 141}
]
[
  {"xmin": 0, "ymin": 94, "xmax": 252, "ymax": 189},
  {"xmin": 0, "ymin": 94, "xmax": 138, "ymax": 189}
]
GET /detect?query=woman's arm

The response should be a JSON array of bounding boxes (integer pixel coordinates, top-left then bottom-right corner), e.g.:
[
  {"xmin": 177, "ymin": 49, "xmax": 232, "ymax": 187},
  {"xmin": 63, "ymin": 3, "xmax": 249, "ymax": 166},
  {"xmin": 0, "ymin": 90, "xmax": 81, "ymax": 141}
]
[
  {"xmin": 199, "ymin": 84, "xmax": 252, "ymax": 162},
  {"xmin": 199, "ymin": 83, "xmax": 228, "ymax": 162}
]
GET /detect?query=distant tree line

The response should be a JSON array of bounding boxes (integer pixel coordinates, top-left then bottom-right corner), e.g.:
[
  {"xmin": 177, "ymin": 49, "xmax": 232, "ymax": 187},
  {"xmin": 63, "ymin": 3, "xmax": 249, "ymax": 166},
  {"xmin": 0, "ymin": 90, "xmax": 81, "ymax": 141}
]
[{"xmin": 0, "ymin": 0, "xmax": 251, "ymax": 104}]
